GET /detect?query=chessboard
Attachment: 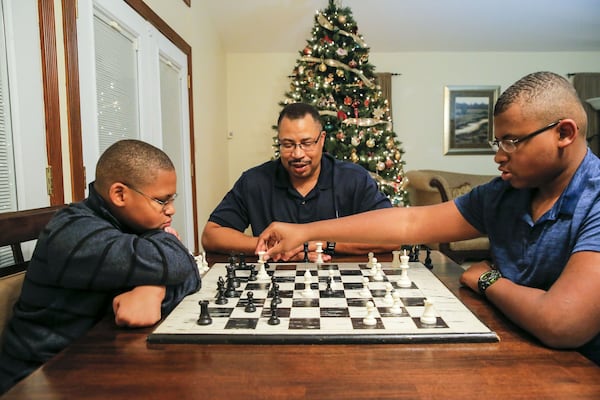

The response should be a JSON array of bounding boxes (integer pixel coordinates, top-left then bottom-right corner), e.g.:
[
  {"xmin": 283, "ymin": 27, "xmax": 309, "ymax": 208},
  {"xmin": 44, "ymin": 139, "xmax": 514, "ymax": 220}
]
[{"xmin": 148, "ymin": 254, "xmax": 499, "ymax": 344}]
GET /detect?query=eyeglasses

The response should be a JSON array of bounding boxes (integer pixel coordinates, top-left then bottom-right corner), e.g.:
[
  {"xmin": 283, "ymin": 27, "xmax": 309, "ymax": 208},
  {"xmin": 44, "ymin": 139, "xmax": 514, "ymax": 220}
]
[
  {"xmin": 489, "ymin": 120, "xmax": 562, "ymax": 153},
  {"xmin": 124, "ymin": 184, "xmax": 177, "ymax": 211},
  {"xmin": 278, "ymin": 132, "xmax": 322, "ymax": 153}
]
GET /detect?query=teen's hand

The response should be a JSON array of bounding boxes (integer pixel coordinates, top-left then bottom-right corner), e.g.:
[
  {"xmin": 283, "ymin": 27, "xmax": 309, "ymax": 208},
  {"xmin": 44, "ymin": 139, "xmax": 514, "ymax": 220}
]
[{"xmin": 112, "ymin": 285, "xmax": 166, "ymax": 327}]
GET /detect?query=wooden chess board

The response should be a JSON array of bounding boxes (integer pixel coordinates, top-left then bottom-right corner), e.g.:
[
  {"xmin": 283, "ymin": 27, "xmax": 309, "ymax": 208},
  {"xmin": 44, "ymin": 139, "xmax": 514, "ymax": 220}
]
[{"xmin": 148, "ymin": 260, "xmax": 499, "ymax": 344}]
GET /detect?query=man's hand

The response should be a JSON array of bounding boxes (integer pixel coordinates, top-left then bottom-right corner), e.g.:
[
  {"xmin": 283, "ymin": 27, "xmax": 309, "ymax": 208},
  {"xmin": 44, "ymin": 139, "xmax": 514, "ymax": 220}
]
[
  {"xmin": 256, "ymin": 222, "xmax": 309, "ymax": 260},
  {"xmin": 459, "ymin": 261, "xmax": 493, "ymax": 293},
  {"xmin": 164, "ymin": 226, "xmax": 181, "ymax": 240},
  {"xmin": 268, "ymin": 241, "xmax": 332, "ymax": 262},
  {"xmin": 112, "ymin": 285, "xmax": 166, "ymax": 327}
]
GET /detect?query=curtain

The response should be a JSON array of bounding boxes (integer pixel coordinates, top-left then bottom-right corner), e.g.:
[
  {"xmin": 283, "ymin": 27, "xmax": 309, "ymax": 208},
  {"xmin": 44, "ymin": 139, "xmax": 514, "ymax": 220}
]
[
  {"xmin": 572, "ymin": 73, "xmax": 600, "ymax": 156},
  {"xmin": 375, "ymin": 72, "xmax": 393, "ymax": 124}
]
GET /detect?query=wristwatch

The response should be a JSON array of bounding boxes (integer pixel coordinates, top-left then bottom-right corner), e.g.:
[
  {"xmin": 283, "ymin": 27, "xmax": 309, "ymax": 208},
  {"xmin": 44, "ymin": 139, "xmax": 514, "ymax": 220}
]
[
  {"xmin": 477, "ymin": 269, "xmax": 502, "ymax": 295},
  {"xmin": 324, "ymin": 241, "xmax": 336, "ymax": 256}
]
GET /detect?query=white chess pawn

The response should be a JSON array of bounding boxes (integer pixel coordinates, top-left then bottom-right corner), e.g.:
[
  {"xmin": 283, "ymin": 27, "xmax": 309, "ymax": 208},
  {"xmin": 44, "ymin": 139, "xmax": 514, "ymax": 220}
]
[
  {"xmin": 372, "ymin": 262, "xmax": 384, "ymax": 281},
  {"xmin": 391, "ymin": 250, "xmax": 401, "ymax": 268},
  {"xmin": 390, "ymin": 292, "xmax": 402, "ymax": 314},
  {"xmin": 363, "ymin": 301, "xmax": 377, "ymax": 326},
  {"xmin": 420, "ymin": 299, "xmax": 437, "ymax": 325},
  {"xmin": 315, "ymin": 242, "xmax": 324, "ymax": 264},
  {"xmin": 367, "ymin": 252, "xmax": 375, "ymax": 268},
  {"xmin": 360, "ymin": 277, "xmax": 371, "ymax": 297},
  {"xmin": 383, "ymin": 282, "xmax": 394, "ymax": 305},
  {"xmin": 370, "ymin": 257, "xmax": 378, "ymax": 275},
  {"xmin": 301, "ymin": 270, "xmax": 315, "ymax": 297},
  {"xmin": 257, "ymin": 250, "xmax": 266, "ymax": 263}
]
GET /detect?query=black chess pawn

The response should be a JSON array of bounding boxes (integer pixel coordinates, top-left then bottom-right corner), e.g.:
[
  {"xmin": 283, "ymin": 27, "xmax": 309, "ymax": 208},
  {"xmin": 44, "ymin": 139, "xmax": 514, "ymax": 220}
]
[
  {"xmin": 271, "ymin": 283, "xmax": 282, "ymax": 305},
  {"xmin": 238, "ymin": 253, "xmax": 248, "ymax": 269},
  {"xmin": 197, "ymin": 300, "xmax": 212, "ymax": 325},
  {"xmin": 325, "ymin": 276, "xmax": 334, "ymax": 296},
  {"xmin": 245, "ymin": 291, "xmax": 256, "ymax": 313},
  {"xmin": 268, "ymin": 301, "xmax": 280, "ymax": 325}
]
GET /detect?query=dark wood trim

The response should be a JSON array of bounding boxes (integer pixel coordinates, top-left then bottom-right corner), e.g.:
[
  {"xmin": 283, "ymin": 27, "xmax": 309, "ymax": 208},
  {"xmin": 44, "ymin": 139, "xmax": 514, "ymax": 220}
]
[
  {"xmin": 61, "ymin": 1, "xmax": 86, "ymax": 201},
  {"xmin": 38, "ymin": 0, "xmax": 64, "ymax": 205}
]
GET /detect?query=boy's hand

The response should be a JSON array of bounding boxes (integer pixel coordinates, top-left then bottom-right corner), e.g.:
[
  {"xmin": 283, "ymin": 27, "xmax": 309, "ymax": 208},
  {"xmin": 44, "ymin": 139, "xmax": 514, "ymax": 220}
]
[
  {"xmin": 112, "ymin": 285, "xmax": 166, "ymax": 327},
  {"xmin": 164, "ymin": 226, "xmax": 181, "ymax": 240}
]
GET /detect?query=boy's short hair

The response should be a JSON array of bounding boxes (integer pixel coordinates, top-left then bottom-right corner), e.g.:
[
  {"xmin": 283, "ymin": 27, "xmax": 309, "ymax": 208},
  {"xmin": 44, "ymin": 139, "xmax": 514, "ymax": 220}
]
[{"xmin": 95, "ymin": 139, "xmax": 174, "ymax": 190}]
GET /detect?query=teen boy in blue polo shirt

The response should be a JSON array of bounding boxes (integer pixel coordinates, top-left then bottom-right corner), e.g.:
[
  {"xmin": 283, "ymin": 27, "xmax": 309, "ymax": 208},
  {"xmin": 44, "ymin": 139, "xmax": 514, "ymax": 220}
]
[
  {"xmin": 201, "ymin": 102, "xmax": 398, "ymax": 261},
  {"xmin": 256, "ymin": 72, "xmax": 600, "ymax": 365}
]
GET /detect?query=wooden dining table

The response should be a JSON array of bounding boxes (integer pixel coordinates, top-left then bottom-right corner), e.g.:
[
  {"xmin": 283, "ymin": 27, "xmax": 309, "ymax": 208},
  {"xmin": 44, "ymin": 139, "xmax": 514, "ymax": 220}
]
[{"xmin": 2, "ymin": 250, "xmax": 599, "ymax": 399}]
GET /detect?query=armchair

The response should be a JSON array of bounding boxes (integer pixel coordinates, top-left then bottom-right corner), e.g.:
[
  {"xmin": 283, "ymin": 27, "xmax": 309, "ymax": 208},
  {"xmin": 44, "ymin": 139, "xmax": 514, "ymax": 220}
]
[{"xmin": 405, "ymin": 170, "xmax": 496, "ymax": 264}]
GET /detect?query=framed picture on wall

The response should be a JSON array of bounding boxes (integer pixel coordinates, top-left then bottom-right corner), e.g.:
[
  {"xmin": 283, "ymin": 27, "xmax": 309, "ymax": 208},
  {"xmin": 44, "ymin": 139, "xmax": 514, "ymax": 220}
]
[{"xmin": 443, "ymin": 85, "xmax": 500, "ymax": 155}]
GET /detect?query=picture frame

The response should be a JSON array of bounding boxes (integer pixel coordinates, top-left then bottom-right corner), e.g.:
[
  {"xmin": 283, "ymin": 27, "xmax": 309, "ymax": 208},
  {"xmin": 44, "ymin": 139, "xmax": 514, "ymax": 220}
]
[{"xmin": 443, "ymin": 85, "xmax": 500, "ymax": 155}]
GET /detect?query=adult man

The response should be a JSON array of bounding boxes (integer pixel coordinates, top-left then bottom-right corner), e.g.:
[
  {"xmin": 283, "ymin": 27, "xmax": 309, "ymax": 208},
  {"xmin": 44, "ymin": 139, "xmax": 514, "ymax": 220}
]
[
  {"xmin": 256, "ymin": 72, "xmax": 600, "ymax": 365},
  {"xmin": 202, "ymin": 102, "xmax": 397, "ymax": 261}
]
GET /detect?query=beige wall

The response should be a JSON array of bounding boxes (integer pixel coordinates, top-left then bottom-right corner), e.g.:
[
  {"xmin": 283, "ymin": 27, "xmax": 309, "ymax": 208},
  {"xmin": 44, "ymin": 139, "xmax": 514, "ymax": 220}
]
[
  {"xmin": 226, "ymin": 51, "xmax": 600, "ymax": 188},
  {"xmin": 143, "ymin": 0, "xmax": 229, "ymax": 231}
]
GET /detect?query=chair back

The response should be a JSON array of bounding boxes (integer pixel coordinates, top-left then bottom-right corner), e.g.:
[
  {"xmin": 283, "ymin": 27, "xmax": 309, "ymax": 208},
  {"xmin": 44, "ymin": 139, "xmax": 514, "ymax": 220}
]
[{"xmin": 0, "ymin": 205, "xmax": 65, "ymax": 340}]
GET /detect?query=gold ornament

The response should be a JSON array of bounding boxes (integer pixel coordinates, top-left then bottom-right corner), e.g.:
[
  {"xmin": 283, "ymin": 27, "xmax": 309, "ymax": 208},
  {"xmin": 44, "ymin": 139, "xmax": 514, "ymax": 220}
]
[
  {"xmin": 336, "ymin": 69, "xmax": 345, "ymax": 77},
  {"xmin": 319, "ymin": 62, "xmax": 327, "ymax": 72},
  {"xmin": 377, "ymin": 161, "xmax": 385, "ymax": 171},
  {"xmin": 338, "ymin": 15, "xmax": 346, "ymax": 24},
  {"xmin": 394, "ymin": 151, "xmax": 401, "ymax": 160},
  {"xmin": 350, "ymin": 149, "xmax": 359, "ymax": 163},
  {"xmin": 366, "ymin": 138, "xmax": 376, "ymax": 148}
]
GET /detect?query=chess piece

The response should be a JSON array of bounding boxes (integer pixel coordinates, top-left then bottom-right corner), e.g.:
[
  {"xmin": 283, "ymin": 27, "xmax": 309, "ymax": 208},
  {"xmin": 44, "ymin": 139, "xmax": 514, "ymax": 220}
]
[
  {"xmin": 325, "ymin": 276, "xmax": 334, "ymax": 296},
  {"xmin": 268, "ymin": 301, "xmax": 280, "ymax": 325},
  {"xmin": 215, "ymin": 276, "xmax": 228, "ymax": 304},
  {"xmin": 256, "ymin": 259, "xmax": 269, "ymax": 281},
  {"xmin": 367, "ymin": 252, "xmax": 375, "ymax": 268},
  {"xmin": 245, "ymin": 291, "xmax": 256, "ymax": 313},
  {"xmin": 390, "ymin": 292, "xmax": 402, "ymax": 314},
  {"xmin": 397, "ymin": 263, "xmax": 411, "ymax": 288},
  {"xmin": 372, "ymin": 262, "xmax": 384, "ymax": 281},
  {"xmin": 391, "ymin": 250, "xmax": 401, "ymax": 268},
  {"xmin": 383, "ymin": 282, "xmax": 394, "ymax": 305},
  {"xmin": 420, "ymin": 299, "xmax": 437, "ymax": 325},
  {"xmin": 359, "ymin": 276, "xmax": 371, "ymax": 297},
  {"xmin": 400, "ymin": 249, "xmax": 410, "ymax": 266},
  {"xmin": 424, "ymin": 247, "xmax": 433, "ymax": 269},
  {"xmin": 315, "ymin": 242, "xmax": 324, "ymax": 264},
  {"xmin": 271, "ymin": 283, "xmax": 282, "ymax": 304},
  {"xmin": 362, "ymin": 301, "xmax": 377, "ymax": 326},
  {"xmin": 248, "ymin": 263, "xmax": 257, "ymax": 281},
  {"xmin": 197, "ymin": 300, "xmax": 212, "ymax": 325},
  {"xmin": 303, "ymin": 242, "xmax": 309, "ymax": 263},
  {"xmin": 302, "ymin": 272, "xmax": 314, "ymax": 297}
]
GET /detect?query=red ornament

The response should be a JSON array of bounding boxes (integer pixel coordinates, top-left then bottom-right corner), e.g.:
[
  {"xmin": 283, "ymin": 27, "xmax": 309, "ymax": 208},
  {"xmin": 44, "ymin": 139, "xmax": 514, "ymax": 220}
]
[
  {"xmin": 303, "ymin": 46, "xmax": 312, "ymax": 55},
  {"xmin": 323, "ymin": 35, "xmax": 333, "ymax": 44},
  {"xmin": 364, "ymin": 99, "xmax": 370, "ymax": 107},
  {"xmin": 344, "ymin": 96, "xmax": 352, "ymax": 106},
  {"xmin": 337, "ymin": 110, "xmax": 348, "ymax": 121}
]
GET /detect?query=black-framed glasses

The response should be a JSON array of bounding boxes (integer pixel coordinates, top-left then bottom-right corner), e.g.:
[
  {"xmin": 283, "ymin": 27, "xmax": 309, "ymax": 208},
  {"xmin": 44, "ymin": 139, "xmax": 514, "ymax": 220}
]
[
  {"xmin": 489, "ymin": 120, "xmax": 562, "ymax": 153},
  {"xmin": 277, "ymin": 131, "xmax": 323, "ymax": 153},
  {"xmin": 124, "ymin": 184, "xmax": 177, "ymax": 211}
]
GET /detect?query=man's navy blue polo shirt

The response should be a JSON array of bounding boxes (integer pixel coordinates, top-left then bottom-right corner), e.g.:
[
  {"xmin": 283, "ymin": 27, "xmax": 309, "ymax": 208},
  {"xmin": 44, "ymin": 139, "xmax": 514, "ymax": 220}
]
[{"xmin": 209, "ymin": 154, "xmax": 391, "ymax": 235}]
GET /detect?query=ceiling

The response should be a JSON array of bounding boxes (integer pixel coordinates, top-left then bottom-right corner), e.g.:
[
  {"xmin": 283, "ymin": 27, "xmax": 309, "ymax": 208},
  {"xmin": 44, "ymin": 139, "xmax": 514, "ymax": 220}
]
[{"xmin": 200, "ymin": 0, "xmax": 600, "ymax": 53}]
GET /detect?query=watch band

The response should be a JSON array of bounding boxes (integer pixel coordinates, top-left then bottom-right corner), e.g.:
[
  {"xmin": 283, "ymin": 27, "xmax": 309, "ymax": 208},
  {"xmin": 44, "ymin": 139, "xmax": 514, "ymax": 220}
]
[
  {"xmin": 324, "ymin": 241, "xmax": 336, "ymax": 256},
  {"xmin": 478, "ymin": 269, "xmax": 502, "ymax": 295}
]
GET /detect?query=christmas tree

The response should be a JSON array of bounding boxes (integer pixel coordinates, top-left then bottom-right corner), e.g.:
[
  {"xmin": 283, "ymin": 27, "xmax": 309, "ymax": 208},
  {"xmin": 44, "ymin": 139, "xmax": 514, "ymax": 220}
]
[{"xmin": 275, "ymin": 0, "xmax": 409, "ymax": 206}]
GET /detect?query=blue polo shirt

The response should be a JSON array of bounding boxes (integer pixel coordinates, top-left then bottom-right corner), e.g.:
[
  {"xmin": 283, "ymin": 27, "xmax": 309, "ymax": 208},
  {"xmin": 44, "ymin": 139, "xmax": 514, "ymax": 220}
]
[
  {"xmin": 209, "ymin": 154, "xmax": 391, "ymax": 236},
  {"xmin": 455, "ymin": 149, "xmax": 600, "ymax": 363}
]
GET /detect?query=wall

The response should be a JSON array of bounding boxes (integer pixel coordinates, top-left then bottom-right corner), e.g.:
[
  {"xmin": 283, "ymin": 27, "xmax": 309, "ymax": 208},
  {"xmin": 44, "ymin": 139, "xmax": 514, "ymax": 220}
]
[
  {"xmin": 225, "ymin": 51, "xmax": 600, "ymax": 194},
  {"xmin": 141, "ymin": 0, "xmax": 229, "ymax": 231}
]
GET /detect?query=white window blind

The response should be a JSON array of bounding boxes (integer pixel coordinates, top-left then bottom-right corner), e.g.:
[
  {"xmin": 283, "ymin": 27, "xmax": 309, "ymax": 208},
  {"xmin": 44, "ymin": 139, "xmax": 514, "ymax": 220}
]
[
  {"xmin": 0, "ymin": 1, "xmax": 16, "ymax": 266},
  {"xmin": 93, "ymin": 15, "xmax": 139, "ymax": 153}
]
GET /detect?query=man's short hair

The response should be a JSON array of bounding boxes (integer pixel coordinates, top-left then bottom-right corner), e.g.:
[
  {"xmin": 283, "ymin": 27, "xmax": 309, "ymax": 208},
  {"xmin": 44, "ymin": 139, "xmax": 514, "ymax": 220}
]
[{"xmin": 277, "ymin": 102, "xmax": 322, "ymax": 129}]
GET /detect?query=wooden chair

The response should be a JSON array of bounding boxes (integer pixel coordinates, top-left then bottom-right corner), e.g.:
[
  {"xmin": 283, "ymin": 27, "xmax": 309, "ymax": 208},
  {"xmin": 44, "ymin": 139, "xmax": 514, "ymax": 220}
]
[{"xmin": 0, "ymin": 205, "xmax": 65, "ymax": 340}]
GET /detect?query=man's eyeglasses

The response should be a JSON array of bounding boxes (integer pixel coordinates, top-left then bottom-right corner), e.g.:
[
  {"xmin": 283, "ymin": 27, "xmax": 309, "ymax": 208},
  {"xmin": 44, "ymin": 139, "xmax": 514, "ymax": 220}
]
[
  {"xmin": 278, "ymin": 132, "xmax": 322, "ymax": 153},
  {"xmin": 489, "ymin": 120, "xmax": 562, "ymax": 153},
  {"xmin": 124, "ymin": 184, "xmax": 177, "ymax": 211}
]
